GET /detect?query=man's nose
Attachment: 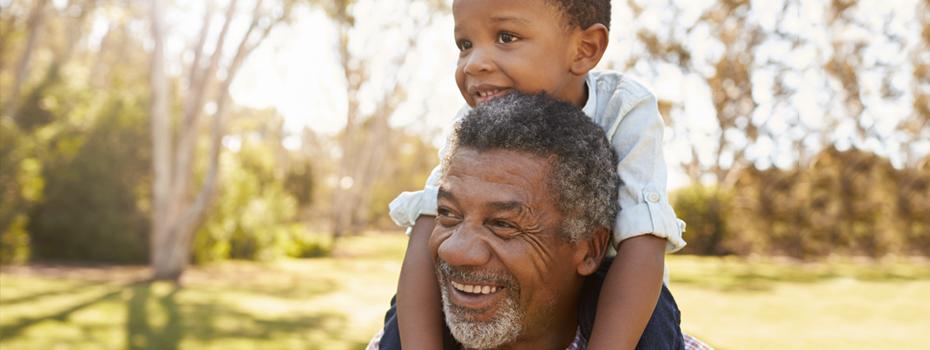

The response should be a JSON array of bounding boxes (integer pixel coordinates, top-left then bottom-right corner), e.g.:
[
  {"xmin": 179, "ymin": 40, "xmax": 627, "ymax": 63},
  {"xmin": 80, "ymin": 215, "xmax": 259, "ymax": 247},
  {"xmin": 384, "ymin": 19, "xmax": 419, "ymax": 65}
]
[
  {"xmin": 462, "ymin": 48, "xmax": 494, "ymax": 76},
  {"xmin": 437, "ymin": 222, "xmax": 491, "ymax": 267}
]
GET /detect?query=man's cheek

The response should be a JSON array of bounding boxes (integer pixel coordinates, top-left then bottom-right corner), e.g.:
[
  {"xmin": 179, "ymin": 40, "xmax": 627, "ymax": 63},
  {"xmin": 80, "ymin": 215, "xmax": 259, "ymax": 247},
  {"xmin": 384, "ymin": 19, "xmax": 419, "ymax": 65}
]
[
  {"xmin": 512, "ymin": 234, "xmax": 559, "ymax": 280},
  {"xmin": 429, "ymin": 227, "xmax": 454, "ymax": 258}
]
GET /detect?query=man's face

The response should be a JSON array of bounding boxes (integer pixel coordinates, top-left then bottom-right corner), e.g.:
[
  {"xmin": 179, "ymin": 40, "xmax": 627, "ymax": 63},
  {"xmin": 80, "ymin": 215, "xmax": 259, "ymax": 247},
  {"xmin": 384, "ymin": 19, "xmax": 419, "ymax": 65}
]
[
  {"xmin": 431, "ymin": 148, "xmax": 585, "ymax": 349},
  {"xmin": 452, "ymin": 0, "xmax": 581, "ymax": 107}
]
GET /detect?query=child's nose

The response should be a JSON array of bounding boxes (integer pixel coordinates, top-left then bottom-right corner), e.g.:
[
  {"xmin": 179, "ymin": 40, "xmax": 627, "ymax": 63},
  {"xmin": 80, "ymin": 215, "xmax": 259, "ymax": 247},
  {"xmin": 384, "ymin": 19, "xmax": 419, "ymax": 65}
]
[{"xmin": 462, "ymin": 48, "xmax": 494, "ymax": 75}]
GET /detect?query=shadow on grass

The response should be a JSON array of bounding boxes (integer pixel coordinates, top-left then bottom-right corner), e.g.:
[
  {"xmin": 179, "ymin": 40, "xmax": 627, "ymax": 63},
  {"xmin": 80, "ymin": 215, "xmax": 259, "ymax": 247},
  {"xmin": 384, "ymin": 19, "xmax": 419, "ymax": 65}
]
[
  {"xmin": 124, "ymin": 280, "xmax": 360, "ymax": 349},
  {"xmin": 0, "ymin": 280, "xmax": 107, "ymax": 306},
  {"xmin": 0, "ymin": 282, "xmax": 136, "ymax": 339},
  {"xmin": 2, "ymin": 278, "xmax": 360, "ymax": 349},
  {"xmin": 126, "ymin": 283, "xmax": 182, "ymax": 350}
]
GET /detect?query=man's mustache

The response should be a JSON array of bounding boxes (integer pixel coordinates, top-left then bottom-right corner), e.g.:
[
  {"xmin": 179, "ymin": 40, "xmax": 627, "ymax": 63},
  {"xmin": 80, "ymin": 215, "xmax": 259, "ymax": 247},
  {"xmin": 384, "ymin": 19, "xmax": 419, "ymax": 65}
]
[{"xmin": 435, "ymin": 260, "xmax": 520, "ymax": 291}]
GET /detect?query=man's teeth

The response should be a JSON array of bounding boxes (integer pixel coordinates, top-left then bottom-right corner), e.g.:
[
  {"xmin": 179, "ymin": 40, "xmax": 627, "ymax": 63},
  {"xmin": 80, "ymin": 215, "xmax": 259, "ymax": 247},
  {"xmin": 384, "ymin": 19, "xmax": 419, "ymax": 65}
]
[{"xmin": 452, "ymin": 281, "xmax": 498, "ymax": 294}]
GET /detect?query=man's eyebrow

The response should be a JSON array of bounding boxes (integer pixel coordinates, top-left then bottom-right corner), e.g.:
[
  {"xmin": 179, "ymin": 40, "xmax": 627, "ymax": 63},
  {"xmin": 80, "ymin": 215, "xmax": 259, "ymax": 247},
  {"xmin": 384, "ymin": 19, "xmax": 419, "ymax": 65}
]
[
  {"xmin": 487, "ymin": 201, "xmax": 526, "ymax": 213},
  {"xmin": 438, "ymin": 188, "xmax": 455, "ymax": 201}
]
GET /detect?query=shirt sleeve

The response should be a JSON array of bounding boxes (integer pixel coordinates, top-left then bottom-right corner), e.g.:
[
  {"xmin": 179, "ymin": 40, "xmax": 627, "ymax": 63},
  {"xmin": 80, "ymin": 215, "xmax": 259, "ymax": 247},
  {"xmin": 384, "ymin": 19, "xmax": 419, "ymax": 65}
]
[
  {"xmin": 606, "ymin": 85, "xmax": 687, "ymax": 253},
  {"xmin": 388, "ymin": 163, "xmax": 441, "ymax": 230},
  {"xmin": 387, "ymin": 106, "xmax": 467, "ymax": 232}
]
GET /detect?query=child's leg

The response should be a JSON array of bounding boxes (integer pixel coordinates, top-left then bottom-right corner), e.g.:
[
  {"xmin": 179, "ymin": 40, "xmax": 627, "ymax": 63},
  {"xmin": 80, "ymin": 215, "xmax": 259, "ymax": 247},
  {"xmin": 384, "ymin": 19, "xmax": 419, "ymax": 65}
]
[
  {"xmin": 379, "ymin": 295, "xmax": 459, "ymax": 350},
  {"xmin": 579, "ymin": 257, "xmax": 684, "ymax": 350}
]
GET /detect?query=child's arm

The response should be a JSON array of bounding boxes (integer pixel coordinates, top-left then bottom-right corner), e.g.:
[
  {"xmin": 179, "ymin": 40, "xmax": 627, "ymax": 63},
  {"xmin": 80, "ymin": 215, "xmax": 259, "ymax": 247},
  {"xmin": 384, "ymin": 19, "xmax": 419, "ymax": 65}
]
[
  {"xmin": 396, "ymin": 215, "xmax": 444, "ymax": 349},
  {"xmin": 588, "ymin": 235, "xmax": 666, "ymax": 350},
  {"xmin": 586, "ymin": 75, "xmax": 686, "ymax": 349}
]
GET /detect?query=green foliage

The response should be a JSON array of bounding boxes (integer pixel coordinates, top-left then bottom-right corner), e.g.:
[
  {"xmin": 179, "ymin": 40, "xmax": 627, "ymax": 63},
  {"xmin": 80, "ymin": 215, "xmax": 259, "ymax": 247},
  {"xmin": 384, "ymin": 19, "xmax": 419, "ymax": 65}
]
[
  {"xmin": 27, "ymin": 98, "xmax": 151, "ymax": 263},
  {"xmin": 672, "ymin": 185, "xmax": 735, "ymax": 255},
  {"xmin": 284, "ymin": 159, "xmax": 315, "ymax": 207},
  {"xmin": 364, "ymin": 132, "xmax": 438, "ymax": 228},
  {"xmin": 194, "ymin": 137, "xmax": 312, "ymax": 263},
  {"xmin": 286, "ymin": 233, "xmax": 333, "ymax": 258},
  {"xmin": 1, "ymin": 215, "xmax": 31, "ymax": 264},
  {"xmin": 687, "ymin": 147, "xmax": 929, "ymax": 259},
  {"xmin": 1, "ymin": 120, "xmax": 44, "ymax": 264},
  {"xmin": 895, "ymin": 160, "xmax": 930, "ymax": 254}
]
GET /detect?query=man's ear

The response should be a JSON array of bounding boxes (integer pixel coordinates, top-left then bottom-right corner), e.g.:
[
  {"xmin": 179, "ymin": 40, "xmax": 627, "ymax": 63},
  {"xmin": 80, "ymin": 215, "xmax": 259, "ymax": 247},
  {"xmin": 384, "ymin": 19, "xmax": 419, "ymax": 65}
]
[
  {"xmin": 573, "ymin": 227, "xmax": 611, "ymax": 276},
  {"xmin": 570, "ymin": 23, "xmax": 609, "ymax": 75}
]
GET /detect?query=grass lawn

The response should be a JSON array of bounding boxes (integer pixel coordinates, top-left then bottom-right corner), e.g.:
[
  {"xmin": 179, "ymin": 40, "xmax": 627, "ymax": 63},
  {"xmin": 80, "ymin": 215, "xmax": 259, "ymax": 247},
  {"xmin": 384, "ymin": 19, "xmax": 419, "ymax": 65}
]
[{"xmin": 2, "ymin": 232, "xmax": 929, "ymax": 349}]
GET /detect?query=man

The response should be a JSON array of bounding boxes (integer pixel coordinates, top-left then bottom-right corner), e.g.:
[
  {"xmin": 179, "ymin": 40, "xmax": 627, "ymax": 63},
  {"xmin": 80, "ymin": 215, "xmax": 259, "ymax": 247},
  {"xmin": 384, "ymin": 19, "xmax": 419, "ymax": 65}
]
[{"xmin": 370, "ymin": 93, "xmax": 706, "ymax": 349}]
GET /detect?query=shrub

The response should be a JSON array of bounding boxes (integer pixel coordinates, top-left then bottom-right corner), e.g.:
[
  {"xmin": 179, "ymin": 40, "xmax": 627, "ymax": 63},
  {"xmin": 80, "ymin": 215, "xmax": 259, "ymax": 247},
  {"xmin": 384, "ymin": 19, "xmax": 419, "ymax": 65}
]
[{"xmin": 672, "ymin": 185, "xmax": 734, "ymax": 255}]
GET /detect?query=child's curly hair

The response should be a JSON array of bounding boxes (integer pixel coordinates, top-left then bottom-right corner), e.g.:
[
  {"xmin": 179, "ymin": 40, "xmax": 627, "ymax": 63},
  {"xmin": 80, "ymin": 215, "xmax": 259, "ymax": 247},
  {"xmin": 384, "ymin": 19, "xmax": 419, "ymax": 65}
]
[{"xmin": 550, "ymin": 0, "xmax": 612, "ymax": 30}]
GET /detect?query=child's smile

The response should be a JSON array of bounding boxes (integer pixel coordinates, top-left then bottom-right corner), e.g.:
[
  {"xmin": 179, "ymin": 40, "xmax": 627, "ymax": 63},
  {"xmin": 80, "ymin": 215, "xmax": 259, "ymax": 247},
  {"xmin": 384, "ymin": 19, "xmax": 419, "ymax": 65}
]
[
  {"xmin": 470, "ymin": 84, "xmax": 512, "ymax": 104},
  {"xmin": 453, "ymin": 0, "xmax": 588, "ymax": 107}
]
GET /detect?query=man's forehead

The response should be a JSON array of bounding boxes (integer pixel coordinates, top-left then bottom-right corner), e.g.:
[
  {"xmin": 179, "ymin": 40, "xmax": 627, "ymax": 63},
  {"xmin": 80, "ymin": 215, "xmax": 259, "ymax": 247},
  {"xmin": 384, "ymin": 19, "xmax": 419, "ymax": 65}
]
[{"xmin": 440, "ymin": 148, "xmax": 553, "ymax": 207}]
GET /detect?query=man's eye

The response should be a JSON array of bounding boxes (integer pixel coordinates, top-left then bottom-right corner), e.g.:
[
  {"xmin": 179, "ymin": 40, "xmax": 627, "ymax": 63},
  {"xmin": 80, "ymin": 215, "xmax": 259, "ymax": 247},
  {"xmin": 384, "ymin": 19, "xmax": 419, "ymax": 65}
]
[
  {"xmin": 497, "ymin": 32, "xmax": 519, "ymax": 44},
  {"xmin": 437, "ymin": 208, "xmax": 461, "ymax": 227},
  {"xmin": 456, "ymin": 39, "xmax": 472, "ymax": 51},
  {"xmin": 491, "ymin": 220, "xmax": 515, "ymax": 230}
]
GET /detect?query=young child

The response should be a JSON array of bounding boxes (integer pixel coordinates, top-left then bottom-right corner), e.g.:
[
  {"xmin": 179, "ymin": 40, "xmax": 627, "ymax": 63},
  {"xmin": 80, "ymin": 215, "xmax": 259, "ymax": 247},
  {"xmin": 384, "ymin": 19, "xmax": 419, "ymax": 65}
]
[{"xmin": 385, "ymin": 0, "xmax": 687, "ymax": 348}]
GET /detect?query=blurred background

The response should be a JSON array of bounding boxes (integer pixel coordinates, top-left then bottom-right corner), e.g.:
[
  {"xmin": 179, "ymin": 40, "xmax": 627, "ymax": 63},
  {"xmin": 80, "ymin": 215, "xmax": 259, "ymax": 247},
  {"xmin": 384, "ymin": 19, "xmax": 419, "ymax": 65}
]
[{"xmin": 1, "ymin": 0, "xmax": 929, "ymax": 349}]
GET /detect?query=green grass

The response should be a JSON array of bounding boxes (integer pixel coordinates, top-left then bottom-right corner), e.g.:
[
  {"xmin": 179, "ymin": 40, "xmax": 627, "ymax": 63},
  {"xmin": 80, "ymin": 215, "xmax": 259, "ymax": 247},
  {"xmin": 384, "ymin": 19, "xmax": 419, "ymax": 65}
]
[{"xmin": 2, "ymin": 233, "xmax": 929, "ymax": 349}]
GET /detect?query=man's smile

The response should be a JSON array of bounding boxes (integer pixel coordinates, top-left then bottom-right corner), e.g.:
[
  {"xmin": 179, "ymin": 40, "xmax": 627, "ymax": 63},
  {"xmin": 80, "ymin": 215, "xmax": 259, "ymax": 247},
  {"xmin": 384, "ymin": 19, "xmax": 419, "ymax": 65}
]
[{"xmin": 451, "ymin": 280, "xmax": 500, "ymax": 295}]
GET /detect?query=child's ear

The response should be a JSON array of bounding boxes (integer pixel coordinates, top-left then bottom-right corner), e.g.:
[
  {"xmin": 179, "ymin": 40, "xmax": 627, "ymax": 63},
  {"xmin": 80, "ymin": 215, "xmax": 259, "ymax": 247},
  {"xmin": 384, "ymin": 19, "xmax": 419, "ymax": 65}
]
[
  {"xmin": 570, "ymin": 23, "xmax": 609, "ymax": 75},
  {"xmin": 574, "ymin": 227, "xmax": 611, "ymax": 276}
]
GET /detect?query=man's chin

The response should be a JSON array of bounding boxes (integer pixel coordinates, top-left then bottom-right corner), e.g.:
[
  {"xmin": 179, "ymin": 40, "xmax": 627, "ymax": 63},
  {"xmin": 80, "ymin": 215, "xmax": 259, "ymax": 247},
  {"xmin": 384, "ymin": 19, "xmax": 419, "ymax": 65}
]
[
  {"xmin": 443, "ymin": 304, "xmax": 522, "ymax": 350},
  {"xmin": 441, "ymin": 290, "xmax": 523, "ymax": 349}
]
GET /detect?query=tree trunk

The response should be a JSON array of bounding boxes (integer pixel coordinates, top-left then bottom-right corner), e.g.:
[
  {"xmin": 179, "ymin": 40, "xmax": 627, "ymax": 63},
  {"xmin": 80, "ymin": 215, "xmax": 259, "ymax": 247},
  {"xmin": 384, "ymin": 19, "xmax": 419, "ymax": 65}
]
[
  {"xmin": 148, "ymin": 0, "xmax": 282, "ymax": 281},
  {"xmin": 149, "ymin": 0, "xmax": 178, "ymax": 281}
]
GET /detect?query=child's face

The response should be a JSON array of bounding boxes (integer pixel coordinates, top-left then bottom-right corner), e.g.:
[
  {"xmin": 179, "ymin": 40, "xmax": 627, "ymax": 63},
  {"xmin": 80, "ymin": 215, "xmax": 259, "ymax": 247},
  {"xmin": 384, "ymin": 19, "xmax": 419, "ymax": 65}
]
[{"xmin": 453, "ymin": 0, "xmax": 583, "ymax": 107}]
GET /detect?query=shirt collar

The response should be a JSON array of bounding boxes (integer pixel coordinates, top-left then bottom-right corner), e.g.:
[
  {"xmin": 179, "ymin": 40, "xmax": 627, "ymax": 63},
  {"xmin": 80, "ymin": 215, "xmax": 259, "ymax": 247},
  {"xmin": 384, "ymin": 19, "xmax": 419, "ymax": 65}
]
[
  {"xmin": 566, "ymin": 326, "xmax": 588, "ymax": 350},
  {"xmin": 581, "ymin": 73, "xmax": 597, "ymax": 118}
]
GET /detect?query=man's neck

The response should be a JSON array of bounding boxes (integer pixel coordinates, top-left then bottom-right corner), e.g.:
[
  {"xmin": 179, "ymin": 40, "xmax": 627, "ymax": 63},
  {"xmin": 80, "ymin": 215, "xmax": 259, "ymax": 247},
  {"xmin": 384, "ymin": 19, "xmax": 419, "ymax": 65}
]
[{"xmin": 491, "ymin": 297, "xmax": 581, "ymax": 350}]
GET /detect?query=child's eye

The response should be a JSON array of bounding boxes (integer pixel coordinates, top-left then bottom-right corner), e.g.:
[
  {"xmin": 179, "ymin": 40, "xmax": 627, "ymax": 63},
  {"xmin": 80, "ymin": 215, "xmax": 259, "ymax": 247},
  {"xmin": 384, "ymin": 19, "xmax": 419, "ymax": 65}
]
[
  {"xmin": 456, "ymin": 39, "xmax": 473, "ymax": 51},
  {"xmin": 497, "ymin": 32, "xmax": 519, "ymax": 44}
]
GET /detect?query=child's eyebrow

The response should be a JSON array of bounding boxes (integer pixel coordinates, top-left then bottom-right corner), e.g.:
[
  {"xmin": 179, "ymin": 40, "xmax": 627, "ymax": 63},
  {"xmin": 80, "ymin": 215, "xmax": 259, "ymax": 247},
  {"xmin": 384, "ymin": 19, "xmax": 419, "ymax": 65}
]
[{"xmin": 489, "ymin": 15, "xmax": 530, "ymax": 25}]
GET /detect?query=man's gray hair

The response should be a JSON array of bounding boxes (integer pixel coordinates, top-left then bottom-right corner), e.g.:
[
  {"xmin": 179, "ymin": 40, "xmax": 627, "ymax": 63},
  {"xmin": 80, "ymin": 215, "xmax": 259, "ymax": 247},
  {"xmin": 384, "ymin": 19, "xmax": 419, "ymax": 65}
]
[{"xmin": 444, "ymin": 92, "xmax": 620, "ymax": 242}]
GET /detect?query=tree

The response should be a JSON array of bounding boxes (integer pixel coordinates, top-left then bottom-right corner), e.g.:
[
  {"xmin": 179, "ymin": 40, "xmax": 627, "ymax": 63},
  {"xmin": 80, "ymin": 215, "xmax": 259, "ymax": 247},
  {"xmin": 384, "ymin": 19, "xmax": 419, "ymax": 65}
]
[
  {"xmin": 148, "ymin": 0, "xmax": 294, "ymax": 280},
  {"xmin": 317, "ymin": 0, "xmax": 449, "ymax": 238}
]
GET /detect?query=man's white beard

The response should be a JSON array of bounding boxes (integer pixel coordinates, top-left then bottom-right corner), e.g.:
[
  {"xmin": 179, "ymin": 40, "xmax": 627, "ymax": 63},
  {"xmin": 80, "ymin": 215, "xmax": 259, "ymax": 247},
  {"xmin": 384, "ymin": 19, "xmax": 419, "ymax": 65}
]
[{"xmin": 437, "ymin": 262, "xmax": 524, "ymax": 349}]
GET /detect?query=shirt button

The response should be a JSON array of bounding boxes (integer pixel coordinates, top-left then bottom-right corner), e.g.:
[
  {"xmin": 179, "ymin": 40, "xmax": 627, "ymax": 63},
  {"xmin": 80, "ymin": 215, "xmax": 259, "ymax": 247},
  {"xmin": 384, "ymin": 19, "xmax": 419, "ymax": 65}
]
[{"xmin": 647, "ymin": 192, "xmax": 660, "ymax": 203}]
